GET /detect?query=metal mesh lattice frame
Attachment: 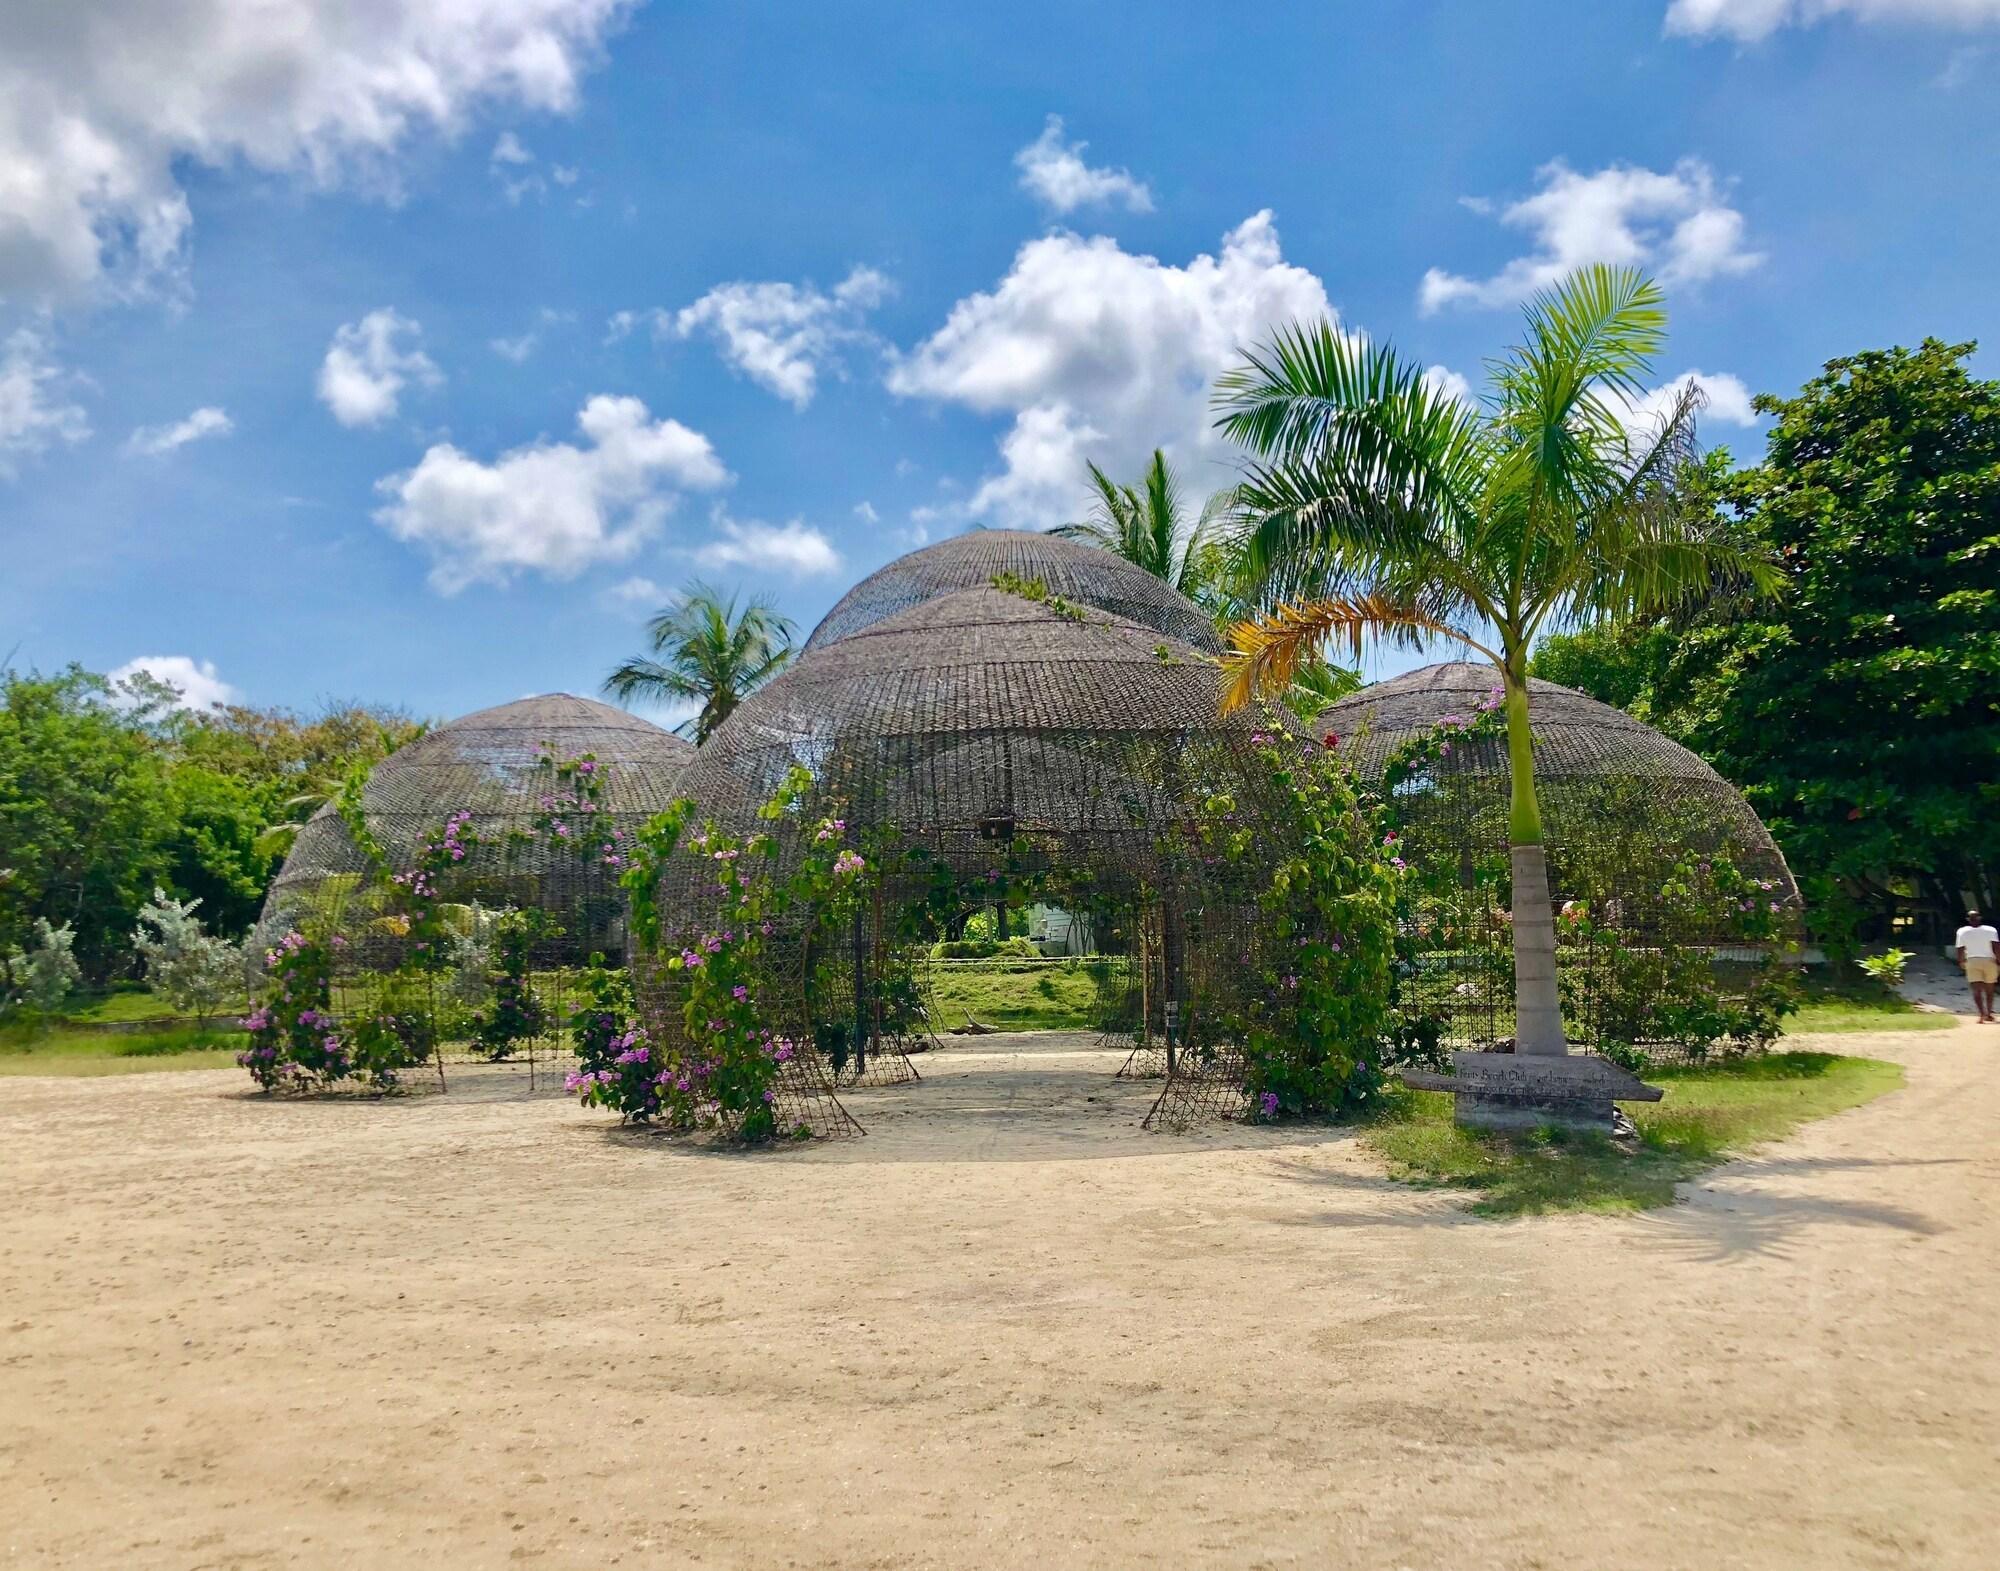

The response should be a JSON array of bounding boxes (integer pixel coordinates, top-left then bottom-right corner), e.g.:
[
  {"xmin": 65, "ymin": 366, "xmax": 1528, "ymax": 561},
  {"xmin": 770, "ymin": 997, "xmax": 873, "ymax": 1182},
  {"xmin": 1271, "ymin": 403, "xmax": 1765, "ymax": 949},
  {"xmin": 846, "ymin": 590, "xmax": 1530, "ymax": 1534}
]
[
  {"xmin": 643, "ymin": 587, "xmax": 1300, "ymax": 1137},
  {"xmin": 252, "ymin": 695, "xmax": 693, "ymax": 1079},
  {"xmin": 802, "ymin": 530, "xmax": 1224, "ymax": 654},
  {"xmin": 1327, "ymin": 664, "xmax": 1802, "ymax": 1059}
]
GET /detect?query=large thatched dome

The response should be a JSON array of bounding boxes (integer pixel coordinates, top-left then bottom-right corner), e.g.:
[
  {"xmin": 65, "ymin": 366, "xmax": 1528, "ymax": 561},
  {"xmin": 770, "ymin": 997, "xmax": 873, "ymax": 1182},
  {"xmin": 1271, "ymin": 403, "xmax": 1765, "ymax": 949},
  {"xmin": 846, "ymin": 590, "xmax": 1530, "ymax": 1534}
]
[
  {"xmin": 801, "ymin": 530, "xmax": 1222, "ymax": 654},
  {"xmin": 255, "ymin": 694, "xmax": 693, "ymax": 958},
  {"xmin": 643, "ymin": 587, "xmax": 1306, "ymax": 1130},
  {"xmin": 679, "ymin": 587, "xmax": 1252, "ymax": 863}
]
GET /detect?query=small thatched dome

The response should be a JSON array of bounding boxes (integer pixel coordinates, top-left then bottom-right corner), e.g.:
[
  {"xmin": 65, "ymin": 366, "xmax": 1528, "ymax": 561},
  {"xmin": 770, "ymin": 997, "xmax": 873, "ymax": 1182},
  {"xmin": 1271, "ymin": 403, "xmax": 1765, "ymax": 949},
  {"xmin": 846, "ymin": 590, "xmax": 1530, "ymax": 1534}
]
[
  {"xmin": 801, "ymin": 530, "xmax": 1222, "ymax": 655},
  {"xmin": 1327, "ymin": 662, "xmax": 1799, "ymax": 1057},
  {"xmin": 1325, "ymin": 662, "xmax": 1794, "ymax": 894},
  {"xmin": 255, "ymin": 694, "xmax": 693, "ymax": 958}
]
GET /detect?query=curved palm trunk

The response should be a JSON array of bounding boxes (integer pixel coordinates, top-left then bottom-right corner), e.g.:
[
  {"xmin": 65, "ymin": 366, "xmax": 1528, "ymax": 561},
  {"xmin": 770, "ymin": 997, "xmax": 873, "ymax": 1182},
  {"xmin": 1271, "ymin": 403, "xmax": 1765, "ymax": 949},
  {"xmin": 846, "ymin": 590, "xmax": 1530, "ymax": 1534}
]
[{"xmin": 1503, "ymin": 671, "xmax": 1565, "ymax": 1056}]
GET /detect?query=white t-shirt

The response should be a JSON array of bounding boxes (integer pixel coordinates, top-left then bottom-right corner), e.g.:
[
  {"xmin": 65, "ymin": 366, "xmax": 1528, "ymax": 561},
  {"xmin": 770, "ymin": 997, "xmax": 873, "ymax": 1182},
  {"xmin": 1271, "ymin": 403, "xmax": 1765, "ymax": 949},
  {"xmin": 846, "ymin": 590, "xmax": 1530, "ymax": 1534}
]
[{"xmin": 1956, "ymin": 924, "xmax": 1999, "ymax": 960}]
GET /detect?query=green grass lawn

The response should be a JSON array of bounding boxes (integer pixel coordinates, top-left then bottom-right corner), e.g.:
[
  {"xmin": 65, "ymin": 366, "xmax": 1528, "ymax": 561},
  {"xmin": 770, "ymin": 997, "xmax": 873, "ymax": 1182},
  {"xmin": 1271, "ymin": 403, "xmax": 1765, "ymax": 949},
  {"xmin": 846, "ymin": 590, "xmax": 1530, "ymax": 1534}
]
[
  {"xmin": 926, "ymin": 958, "xmax": 1125, "ymax": 1032},
  {"xmin": 1785, "ymin": 971, "xmax": 1954, "ymax": 1034},
  {"xmin": 1363, "ymin": 1050, "xmax": 1903, "ymax": 1217},
  {"xmin": 0, "ymin": 1022, "xmax": 246, "ymax": 1076},
  {"xmin": 31, "ymin": 986, "xmax": 248, "ymax": 1027}
]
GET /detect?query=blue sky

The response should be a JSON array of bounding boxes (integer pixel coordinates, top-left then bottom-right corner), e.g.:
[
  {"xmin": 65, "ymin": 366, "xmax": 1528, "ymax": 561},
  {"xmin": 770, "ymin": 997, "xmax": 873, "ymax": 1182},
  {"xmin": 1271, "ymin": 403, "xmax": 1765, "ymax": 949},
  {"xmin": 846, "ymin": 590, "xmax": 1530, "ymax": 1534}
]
[{"xmin": 1, "ymin": 0, "xmax": 1994, "ymax": 723}]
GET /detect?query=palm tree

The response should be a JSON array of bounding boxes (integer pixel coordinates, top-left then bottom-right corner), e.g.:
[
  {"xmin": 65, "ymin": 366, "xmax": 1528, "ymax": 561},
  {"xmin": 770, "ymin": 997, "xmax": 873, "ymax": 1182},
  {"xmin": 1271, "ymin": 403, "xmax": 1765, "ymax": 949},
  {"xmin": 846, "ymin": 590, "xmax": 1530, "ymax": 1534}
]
[
  {"xmin": 604, "ymin": 583, "xmax": 796, "ymax": 744},
  {"xmin": 1053, "ymin": 450, "xmax": 1236, "ymax": 612},
  {"xmin": 1213, "ymin": 265, "xmax": 1779, "ymax": 1057}
]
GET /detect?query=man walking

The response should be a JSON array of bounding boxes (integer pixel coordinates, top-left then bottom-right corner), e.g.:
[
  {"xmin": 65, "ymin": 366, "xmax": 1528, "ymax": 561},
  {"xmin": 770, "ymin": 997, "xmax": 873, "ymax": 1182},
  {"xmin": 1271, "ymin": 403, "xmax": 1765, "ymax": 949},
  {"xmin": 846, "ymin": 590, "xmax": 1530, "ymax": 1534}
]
[{"xmin": 1955, "ymin": 910, "xmax": 1999, "ymax": 1023}]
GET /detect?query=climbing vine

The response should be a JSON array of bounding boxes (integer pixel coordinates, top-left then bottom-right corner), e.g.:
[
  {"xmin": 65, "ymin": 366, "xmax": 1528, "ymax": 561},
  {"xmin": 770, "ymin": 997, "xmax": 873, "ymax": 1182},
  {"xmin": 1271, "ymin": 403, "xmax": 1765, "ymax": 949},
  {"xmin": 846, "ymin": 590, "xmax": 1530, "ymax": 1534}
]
[
  {"xmin": 248, "ymin": 745, "xmax": 613, "ymax": 1092},
  {"xmin": 582, "ymin": 767, "xmax": 867, "ymax": 1139},
  {"xmin": 1179, "ymin": 716, "xmax": 1406, "ymax": 1119}
]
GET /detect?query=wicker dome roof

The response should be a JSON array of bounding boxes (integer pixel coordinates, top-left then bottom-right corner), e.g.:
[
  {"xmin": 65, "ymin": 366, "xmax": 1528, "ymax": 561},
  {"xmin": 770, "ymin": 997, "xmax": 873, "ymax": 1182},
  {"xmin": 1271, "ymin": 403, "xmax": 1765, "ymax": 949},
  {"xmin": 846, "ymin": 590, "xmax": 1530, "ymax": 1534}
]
[
  {"xmin": 343, "ymin": 693, "xmax": 691, "ymax": 825},
  {"xmin": 801, "ymin": 530, "xmax": 1223, "ymax": 654},
  {"xmin": 255, "ymin": 694, "xmax": 692, "ymax": 952},
  {"xmin": 680, "ymin": 587, "xmax": 1250, "ymax": 844},
  {"xmin": 1327, "ymin": 662, "xmax": 1796, "ymax": 895},
  {"xmin": 1332, "ymin": 662, "xmax": 1726, "ymax": 781}
]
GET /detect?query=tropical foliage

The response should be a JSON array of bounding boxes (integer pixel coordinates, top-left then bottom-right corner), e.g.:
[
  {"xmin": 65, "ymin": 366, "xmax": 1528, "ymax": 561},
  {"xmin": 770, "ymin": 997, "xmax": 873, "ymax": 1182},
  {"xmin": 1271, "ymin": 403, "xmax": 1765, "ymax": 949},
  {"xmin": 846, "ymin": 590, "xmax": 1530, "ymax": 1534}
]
[
  {"xmin": 1213, "ymin": 264, "xmax": 1780, "ymax": 1053},
  {"xmin": 604, "ymin": 581, "xmax": 796, "ymax": 743},
  {"xmin": 0, "ymin": 664, "xmax": 421, "ymax": 981},
  {"xmin": 1535, "ymin": 339, "xmax": 2000, "ymax": 946},
  {"xmin": 3, "ymin": 919, "xmax": 82, "ymax": 1029},
  {"xmin": 1054, "ymin": 449, "xmax": 1237, "ymax": 611},
  {"xmin": 130, "ymin": 888, "xmax": 245, "ymax": 1022}
]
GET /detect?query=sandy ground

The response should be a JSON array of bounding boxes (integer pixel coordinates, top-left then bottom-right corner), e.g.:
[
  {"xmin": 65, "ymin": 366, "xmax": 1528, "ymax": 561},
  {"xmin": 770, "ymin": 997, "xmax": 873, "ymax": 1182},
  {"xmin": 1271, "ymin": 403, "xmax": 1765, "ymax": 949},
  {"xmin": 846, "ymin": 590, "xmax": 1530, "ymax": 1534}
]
[{"xmin": 3, "ymin": 999, "xmax": 1996, "ymax": 1569}]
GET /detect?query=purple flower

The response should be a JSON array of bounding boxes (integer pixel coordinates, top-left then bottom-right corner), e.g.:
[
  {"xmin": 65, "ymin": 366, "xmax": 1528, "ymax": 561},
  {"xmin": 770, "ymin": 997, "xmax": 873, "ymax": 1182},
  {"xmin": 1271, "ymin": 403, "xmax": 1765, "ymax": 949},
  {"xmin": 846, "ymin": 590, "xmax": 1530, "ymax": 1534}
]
[{"xmin": 1258, "ymin": 1091, "xmax": 1280, "ymax": 1118}]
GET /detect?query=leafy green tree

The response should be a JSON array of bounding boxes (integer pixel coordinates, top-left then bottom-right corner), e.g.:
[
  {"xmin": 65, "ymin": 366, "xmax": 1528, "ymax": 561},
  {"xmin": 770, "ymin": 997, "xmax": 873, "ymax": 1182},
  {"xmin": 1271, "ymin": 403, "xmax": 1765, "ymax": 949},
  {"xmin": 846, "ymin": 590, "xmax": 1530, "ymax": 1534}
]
[
  {"xmin": 1537, "ymin": 339, "xmax": 2000, "ymax": 942},
  {"xmin": 604, "ymin": 582, "xmax": 796, "ymax": 744},
  {"xmin": 0, "ymin": 668, "xmax": 176, "ymax": 978},
  {"xmin": 1214, "ymin": 265, "xmax": 1777, "ymax": 1055}
]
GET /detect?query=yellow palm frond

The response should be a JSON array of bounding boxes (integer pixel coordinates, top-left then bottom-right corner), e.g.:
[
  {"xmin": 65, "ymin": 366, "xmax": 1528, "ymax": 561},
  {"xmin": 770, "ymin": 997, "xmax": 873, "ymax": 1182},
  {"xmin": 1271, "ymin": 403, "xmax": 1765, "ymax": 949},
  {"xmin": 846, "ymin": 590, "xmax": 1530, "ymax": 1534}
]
[{"xmin": 1220, "ymin": 596, "xmax": 1451, "ymax": 714}]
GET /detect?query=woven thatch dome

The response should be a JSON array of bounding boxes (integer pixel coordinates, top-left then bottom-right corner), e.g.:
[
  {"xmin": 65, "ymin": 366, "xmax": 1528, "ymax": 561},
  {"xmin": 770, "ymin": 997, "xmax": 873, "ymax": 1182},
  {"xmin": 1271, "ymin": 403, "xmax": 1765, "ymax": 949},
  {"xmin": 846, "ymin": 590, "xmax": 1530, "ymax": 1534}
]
[
  {"xmin": 1328, "ymin": 663, "xmax": 1799, "ymax": 1056},
  {"xmin": 1326, "ymin": 662, "xmax": 1794, "ymax": 890},
  {"xmin": 679, "ymin": 587, "xmax": 1252, "ymax": 863},
  {"xmin": 255, "ymin": 694, "xmax": 693, "ymax": 958},
  {"xmin": 643, "ymin": 588, "xmax": 1296, "ymax": 1129},
  {"xmin": 801, "ymin": 530, "xmax": 1222, "ymax": 655}
]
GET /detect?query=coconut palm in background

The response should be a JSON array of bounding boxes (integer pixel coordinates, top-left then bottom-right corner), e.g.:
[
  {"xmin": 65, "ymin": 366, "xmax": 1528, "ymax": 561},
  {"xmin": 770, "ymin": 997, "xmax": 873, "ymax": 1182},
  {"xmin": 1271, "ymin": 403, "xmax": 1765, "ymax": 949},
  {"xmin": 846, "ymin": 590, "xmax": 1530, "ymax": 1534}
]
[
  {"xmin": 1056, "ymin": 449, "xmax": 1361, "ymax": 714},
  {"xmin": 1053, "ymin": 450, "xmax": 1237, "ymax": 613},
  {"xmin": 604, "ymin": 583, "xmax": 796, "ymax": 744},
  {"xmin": 1213, "ymin": 264, "xmax": 1780, "ymax": 1056}
]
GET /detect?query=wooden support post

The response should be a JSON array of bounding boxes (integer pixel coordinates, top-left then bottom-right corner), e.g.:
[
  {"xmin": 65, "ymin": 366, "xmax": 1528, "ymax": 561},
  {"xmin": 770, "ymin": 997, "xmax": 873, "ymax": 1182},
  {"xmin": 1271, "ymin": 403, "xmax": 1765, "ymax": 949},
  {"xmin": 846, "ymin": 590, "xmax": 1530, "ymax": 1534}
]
[{"xmin": 851, "ymin": 907, "xmax": 868, "ymax": 1077}]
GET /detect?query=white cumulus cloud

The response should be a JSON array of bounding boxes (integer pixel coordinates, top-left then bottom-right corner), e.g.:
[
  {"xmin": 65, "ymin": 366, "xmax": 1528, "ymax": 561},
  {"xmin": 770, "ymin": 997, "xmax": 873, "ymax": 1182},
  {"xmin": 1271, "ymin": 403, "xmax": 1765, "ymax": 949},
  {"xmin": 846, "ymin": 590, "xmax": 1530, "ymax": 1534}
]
[
  {"xmin": 624, "ymin": 266, "xmax": 892, "ymax": 408},
  {"xmin": 887, "ymin": 211, "xmax": 1333, "ymax": 529},
  {"xmin": 0, "ymin": 1, "xmax": 635, "ymax": 304},
  {"xmin": 1014, "ymin": 116, "xmax": 1154, "ymax": 215},
  {"xmin": 1616, "ymin": 369, "xmax": 1761, "ymax": 436},
  {"xmin": 603, "ymin": 575, "xmax": 664, "ymax": 605},
  {"xmin": 1420, "ymin": 159, "xmax": 1762, "ymax": 313},
  {"xmin": 317, "ymin": 309, "xmax": 441, "ymax": 427},
  {"xmin": 0, "ymin": 328, "xmax": 91, "ymax": 475},
  {"xmin": 1666, "ymin": 0, "xmax": 2000, "ymax": 41},
  {"xmin": 375, "ymin": 394, "xmax": 731, "ymax": 592},
  {"xmin": 123, "ymin": 405, "xmax": 232, "ymax": 457},
  {"xmin": 693, "ymin": 513, "xmax": 842, "ymax": 577},
  {"xmin": 1423, "ymin": 365, "xmax": 1477, "ymax": 410},
  {"xmin": 108, "ymin": 655, "xmax": 240, "ymax": 711}
]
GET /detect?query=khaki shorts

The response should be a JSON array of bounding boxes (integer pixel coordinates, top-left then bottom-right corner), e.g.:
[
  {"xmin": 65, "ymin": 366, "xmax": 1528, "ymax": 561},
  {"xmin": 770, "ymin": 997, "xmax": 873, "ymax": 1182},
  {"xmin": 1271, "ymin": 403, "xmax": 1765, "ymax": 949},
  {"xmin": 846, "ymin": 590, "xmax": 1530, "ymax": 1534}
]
[{"xmin": 1969, "ymin": 958, "xmax": 1999, "ymax": 985}]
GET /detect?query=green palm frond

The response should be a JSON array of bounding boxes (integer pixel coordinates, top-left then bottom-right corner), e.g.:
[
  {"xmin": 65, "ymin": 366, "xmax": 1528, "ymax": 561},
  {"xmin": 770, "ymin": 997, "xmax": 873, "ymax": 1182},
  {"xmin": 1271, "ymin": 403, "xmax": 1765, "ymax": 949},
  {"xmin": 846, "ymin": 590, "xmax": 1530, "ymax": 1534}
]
[
  {"xmin": 1212, "ymin": 265, "xmax": 1781, "ymax": 710},
  {"xmin": 1055, "ymin": 450, "xmax": 1238, "ymax": 611},
  {"xmin": 605, "ymin": 581, "xmax": 797, "ymax": 743}
]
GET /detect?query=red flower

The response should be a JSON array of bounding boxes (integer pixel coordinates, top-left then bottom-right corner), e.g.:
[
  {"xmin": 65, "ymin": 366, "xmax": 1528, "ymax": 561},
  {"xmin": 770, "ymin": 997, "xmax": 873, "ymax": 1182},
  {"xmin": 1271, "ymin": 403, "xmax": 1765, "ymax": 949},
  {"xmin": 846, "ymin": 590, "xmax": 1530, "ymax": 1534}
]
[{"xmin": 1321, "ymin": 731, "xmax": 1339, "ymax": 750}]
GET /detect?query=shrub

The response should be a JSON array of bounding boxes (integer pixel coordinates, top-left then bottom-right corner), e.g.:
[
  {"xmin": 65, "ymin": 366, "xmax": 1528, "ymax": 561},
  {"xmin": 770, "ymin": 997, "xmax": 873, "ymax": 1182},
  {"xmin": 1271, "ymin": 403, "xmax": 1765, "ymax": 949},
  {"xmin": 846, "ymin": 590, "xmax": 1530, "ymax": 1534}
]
[
  {"xmin": 1858, "ymin": 948, "xmax": 1913, "ymax": 987},
  {"xmin": 3, "ymin": 920, "xmax": 82, "ymax": 1031},
  {"xmin": 930, "ymin": 935, "xmax": 1043, "ymax": 959},
  {"xmin": 131, "ymin": 888, "xmax": 245, "ymax": 1022}
]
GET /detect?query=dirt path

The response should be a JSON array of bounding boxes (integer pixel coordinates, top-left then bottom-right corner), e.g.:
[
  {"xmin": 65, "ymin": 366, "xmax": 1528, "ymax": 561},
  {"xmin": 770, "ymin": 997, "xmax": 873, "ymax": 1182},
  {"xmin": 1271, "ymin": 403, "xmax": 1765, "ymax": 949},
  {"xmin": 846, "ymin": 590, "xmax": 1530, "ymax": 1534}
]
[{"xmin": 2, "ymin": 1018, "xmax": 1995, "ymax": 1570}]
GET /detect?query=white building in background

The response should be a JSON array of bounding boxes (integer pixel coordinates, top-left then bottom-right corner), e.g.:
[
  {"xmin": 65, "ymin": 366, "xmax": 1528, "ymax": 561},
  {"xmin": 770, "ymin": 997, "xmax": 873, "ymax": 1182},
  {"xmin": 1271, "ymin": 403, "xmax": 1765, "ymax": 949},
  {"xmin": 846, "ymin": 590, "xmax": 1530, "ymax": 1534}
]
[{"xmin": 1025, "ymin": 904, "xmax": 1093, "ymax": 956}]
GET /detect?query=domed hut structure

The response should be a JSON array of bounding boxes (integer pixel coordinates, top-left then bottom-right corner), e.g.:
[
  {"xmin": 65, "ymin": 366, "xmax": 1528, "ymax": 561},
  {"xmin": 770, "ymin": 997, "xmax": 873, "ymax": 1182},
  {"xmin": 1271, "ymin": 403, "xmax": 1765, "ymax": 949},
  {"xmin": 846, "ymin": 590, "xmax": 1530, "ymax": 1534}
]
[
  {"xmin": 802, "ymin": 529, "xmax": 1223, "ymax": 654},
  {"xmin": 1326, "ymin": 663, "xmax": 1800, "ymax": 1060},
  {"xmin": 637, "ymin": 586, "xmax": 1347, "ymax": 1138},
  {"xmin": 253, "ymin": 695, "xmax": 693, "ymax": 1085}
]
